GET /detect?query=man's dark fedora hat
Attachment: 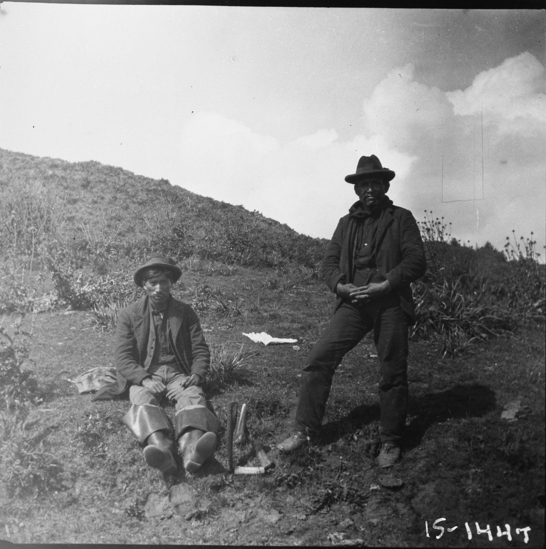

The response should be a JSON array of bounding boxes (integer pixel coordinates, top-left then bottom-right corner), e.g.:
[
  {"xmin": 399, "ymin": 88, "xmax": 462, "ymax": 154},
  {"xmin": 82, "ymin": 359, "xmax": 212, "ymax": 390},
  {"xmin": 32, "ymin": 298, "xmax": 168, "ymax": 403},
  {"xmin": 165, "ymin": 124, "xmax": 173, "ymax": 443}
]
[
  {"xmin": 134, "ymin": 255, "xmax": 182, "ymax": 287},
  {"xmin": 344, "ymin": 154, "xmax": 395, "ymax": 184}
]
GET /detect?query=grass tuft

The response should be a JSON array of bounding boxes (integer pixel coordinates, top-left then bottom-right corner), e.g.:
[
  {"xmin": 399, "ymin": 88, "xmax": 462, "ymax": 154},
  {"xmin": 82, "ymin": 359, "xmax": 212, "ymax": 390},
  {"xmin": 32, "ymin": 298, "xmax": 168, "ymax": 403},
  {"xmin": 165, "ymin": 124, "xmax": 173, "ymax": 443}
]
[{"xmin": 207, "ymin": 343, "xmax": 258, "ymax": 390}]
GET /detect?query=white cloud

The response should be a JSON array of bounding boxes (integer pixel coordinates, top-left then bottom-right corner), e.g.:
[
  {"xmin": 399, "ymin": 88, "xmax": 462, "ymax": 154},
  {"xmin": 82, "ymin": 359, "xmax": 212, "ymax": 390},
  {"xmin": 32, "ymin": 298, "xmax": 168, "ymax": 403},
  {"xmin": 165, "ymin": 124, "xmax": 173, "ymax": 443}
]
[
  {"xmin": 174, "ymin": 53, "xmax": 545, "ymax": 257},
  {"xmin": 345, "ymin": 134, "xmax": 417, "ymax": 182},
  {"xmin": 447, "ymin": 52, "xmax": 546, "ymax": 134},
  {"xmin": 175, "ymin": 110, "xmax": 422, "ymax": 238},
  {"xmin": 362, "ymin": 63, "xmax": 454, "ymax": 152},
  {"xmin": 356, "ymin": 52, "xmax": 546, "ymax": 255},
  {"xmin": 178, "ymin": 111, "xmax": 279, "ymax": 203},
  {"xmin": 176, "ymin": 115, "xmax": 360, "ymax": 237}
]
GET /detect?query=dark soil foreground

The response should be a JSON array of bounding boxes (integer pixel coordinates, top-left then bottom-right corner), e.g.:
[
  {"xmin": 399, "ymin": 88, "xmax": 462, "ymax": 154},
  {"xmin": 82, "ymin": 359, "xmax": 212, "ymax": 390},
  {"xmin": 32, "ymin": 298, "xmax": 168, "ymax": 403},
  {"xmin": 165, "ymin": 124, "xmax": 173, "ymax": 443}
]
[{"xmin": 0, "ymin": 273, "xmax": 544, "ymax": 547}]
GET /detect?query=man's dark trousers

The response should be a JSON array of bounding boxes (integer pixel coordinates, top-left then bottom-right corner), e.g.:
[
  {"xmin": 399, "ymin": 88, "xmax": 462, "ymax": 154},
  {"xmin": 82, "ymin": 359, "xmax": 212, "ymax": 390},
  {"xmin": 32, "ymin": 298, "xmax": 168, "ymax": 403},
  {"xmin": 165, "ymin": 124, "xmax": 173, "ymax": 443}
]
[{"xmin": 295, "ymin": 293, "xmax": 409, "ymax": 445}]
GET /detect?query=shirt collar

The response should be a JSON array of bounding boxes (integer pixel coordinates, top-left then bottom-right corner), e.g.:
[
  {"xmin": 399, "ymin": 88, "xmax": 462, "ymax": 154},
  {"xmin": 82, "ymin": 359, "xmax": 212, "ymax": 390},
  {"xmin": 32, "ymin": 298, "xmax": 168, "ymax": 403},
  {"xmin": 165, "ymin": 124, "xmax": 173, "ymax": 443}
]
[{"xmin": 150, "ymin": 295, "xmax": 172, "ymax": 316}]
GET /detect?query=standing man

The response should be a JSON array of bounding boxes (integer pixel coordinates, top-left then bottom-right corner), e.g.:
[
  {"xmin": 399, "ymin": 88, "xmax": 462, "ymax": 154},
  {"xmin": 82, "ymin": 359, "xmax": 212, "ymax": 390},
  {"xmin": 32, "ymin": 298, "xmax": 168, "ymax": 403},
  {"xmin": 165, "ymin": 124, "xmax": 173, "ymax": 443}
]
[
  {"xmin": 277, "ymin": 155, "xmax": 426, "ymax": 468},
  {"xmin": 95, "ymin": 256, "xmax": 220, "ymax": 475}
]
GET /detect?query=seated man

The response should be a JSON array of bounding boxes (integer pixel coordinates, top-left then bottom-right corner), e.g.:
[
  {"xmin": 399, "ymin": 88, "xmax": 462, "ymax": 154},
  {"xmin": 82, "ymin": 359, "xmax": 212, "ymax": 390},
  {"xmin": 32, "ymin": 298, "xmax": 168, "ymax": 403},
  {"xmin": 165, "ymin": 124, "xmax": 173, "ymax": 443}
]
[{"xmin": 97, "ymin": 255, "xmax": 220, "ymax": 475}]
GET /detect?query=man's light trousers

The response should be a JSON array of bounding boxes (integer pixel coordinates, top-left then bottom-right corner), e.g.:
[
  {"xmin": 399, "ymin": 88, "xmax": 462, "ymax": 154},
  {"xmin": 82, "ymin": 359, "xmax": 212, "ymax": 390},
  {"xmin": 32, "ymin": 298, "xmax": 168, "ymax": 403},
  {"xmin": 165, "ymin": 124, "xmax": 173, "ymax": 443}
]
[{"xmin": 122, "ymin": 364, "xmax": 219, "ymax": 444}]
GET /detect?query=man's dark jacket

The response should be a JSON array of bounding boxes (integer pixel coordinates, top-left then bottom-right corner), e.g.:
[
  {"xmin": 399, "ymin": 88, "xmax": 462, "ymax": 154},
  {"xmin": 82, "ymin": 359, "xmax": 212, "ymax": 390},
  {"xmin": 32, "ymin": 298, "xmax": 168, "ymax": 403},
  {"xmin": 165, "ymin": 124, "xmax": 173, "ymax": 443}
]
[
  {"xmin": 93, "ymin": 295, "xmax": 209, "ymax": 401},
  {"xmin": 321, "ymin": 199, "xmax": 426, "ymax": 324}
]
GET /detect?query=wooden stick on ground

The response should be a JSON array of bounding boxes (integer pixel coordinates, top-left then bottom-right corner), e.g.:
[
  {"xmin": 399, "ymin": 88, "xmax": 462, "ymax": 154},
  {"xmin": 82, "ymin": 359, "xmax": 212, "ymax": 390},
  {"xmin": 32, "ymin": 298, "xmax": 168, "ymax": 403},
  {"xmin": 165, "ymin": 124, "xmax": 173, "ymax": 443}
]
[{"xmin": 226, "ymin": 401, "xmax": 238, "ymax": 473}]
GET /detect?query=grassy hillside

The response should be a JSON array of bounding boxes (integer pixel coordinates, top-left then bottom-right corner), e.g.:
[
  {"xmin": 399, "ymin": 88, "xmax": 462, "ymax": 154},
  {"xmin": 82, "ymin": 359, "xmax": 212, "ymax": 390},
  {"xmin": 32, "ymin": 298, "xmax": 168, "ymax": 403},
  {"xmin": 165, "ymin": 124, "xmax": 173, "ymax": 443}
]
[
  {"xmin": 0, "ymin": 147, "xmax": 544, "ymax": 545},
  {"xmin": 0, "ymin": 146, "xmax": 543, "ymax": 354},
  {"xmin": 0, "ymin": 147, "xmax": 326, "ymax": 272}
]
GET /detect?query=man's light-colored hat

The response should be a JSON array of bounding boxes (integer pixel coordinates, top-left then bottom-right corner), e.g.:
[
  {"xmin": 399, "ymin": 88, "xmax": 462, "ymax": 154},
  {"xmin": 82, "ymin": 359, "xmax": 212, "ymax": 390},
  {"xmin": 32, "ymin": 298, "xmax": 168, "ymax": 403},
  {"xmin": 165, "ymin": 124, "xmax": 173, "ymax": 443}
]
[
  {"xmin": 133, "ymin": 255, "xmax": 182, "ymax": 287},
  {"xmin": 344, "ymin": 154, "xmax": 395, "ymax": 184}
]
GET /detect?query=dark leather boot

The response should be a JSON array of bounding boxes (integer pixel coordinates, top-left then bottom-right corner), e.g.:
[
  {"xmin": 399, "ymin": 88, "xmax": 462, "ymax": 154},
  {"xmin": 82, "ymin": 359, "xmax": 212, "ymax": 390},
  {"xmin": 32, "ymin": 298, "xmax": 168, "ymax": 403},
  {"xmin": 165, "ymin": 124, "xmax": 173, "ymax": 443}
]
[
  {"xmin": 178, "ymin": 429, "xmax": 217, "ymax": 474},
  {"xmin": 143, "ymin": 431, "xmax": 177, "ymax": 474},
  {"xmin": 277, "ymin": 431, "xmax": 315, "ymax": 453}
]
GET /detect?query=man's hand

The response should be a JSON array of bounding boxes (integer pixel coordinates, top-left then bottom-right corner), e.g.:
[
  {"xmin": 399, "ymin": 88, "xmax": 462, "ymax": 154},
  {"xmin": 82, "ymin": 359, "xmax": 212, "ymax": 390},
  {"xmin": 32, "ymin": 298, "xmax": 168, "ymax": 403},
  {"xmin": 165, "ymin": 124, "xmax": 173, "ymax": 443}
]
[
  {"xmin": 166, "ymin": 374, "xmax": 203, "ymax": 402},
  {"xmin": 182, "ymin": 374, "xmax": 202, "ymax": 389},
  {"xmin": 142, "ymin": 376, "xmax": 166, "ymax": 394},
  {"xmin": 349, "ymin": 280, "xmax": 391, "ymax": 303},
  {"xmin": 336, "ymin": 282, "xmax": 360, "ymax": 300}
]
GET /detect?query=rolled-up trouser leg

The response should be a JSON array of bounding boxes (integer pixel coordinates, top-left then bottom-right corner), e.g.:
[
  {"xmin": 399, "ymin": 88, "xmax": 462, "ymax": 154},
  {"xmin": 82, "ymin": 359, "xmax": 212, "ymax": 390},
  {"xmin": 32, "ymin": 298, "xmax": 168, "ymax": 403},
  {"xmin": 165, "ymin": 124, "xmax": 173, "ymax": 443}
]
[
  {"xmin": 122, "ymin": 404, "xmax": 173, "ymax": 444},
  {"xmin": 172, "ymin": 384, "xmax": 220, "ymax": 440}
]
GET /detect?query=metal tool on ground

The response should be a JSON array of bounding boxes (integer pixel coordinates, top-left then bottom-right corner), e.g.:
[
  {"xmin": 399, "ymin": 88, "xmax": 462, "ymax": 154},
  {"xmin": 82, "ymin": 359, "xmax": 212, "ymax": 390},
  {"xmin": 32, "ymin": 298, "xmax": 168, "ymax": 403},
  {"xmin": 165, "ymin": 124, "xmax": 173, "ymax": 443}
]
[
  {"xmin": 234, "ymin": 401, "xmax": 276, "ymax": 473},
  {"xmin": 253, "ymin": 440, "xmax": 275, "ymax": 471},
  {"xmin": 226, "ymin": 401, "xmax": 238, "ymax": 473},
  {"xmin": 234, "ymin": 402, "xmax": 248, "ymax": 446}
]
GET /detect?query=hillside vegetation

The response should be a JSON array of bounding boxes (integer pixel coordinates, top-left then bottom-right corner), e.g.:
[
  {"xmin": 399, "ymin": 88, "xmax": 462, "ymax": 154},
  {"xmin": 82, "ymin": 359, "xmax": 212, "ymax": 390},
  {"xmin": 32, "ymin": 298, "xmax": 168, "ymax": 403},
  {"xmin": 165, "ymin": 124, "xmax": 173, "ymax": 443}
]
[
  {"xmin": 0, "ymin": 148, "xmax": 325, "ymax": 272},
  {"xmin": 0, "ymin": 147, "xmax": 544, "ymax": 546},
  {"xmin": 1, "ymin": 147, "xmax": 543, "ymax": 356}
]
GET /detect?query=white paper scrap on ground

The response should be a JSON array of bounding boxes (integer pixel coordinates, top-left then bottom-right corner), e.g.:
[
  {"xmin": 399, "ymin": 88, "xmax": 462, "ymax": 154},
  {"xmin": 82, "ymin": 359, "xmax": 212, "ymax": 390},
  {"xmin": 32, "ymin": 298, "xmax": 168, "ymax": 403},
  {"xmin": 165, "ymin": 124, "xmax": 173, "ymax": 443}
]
[{"xmin": 243, "ymin": 332, "xmax": 298, "ymax": 346}]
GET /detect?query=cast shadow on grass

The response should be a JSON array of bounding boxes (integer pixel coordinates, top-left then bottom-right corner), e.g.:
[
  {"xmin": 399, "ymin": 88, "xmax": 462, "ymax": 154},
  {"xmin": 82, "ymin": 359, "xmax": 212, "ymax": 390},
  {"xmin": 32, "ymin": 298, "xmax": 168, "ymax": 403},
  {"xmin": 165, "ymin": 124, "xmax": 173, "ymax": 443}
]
[
  {"xmin": 321, "ymin": 403, "xmax": 381, "ymax": 445},
  {"xmin": 405, "ymin": 383, "xmax": 496, "ymax": 450},
  {"xmin": 161, "ymin": 456, "xmax": 227, "ymax": 484},
  {"xmin": 319, "ymin": 383, "xmax": 496, "ymax": 449},
  {"xmin": 175, "ymin": 456, "xmax": 227, "ymax": 479}
]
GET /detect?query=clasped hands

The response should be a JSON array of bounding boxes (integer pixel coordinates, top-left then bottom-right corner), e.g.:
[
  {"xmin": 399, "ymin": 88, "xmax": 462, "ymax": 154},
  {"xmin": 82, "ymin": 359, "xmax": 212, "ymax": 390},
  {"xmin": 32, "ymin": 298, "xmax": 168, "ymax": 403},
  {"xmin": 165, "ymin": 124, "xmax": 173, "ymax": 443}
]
[
  {"xmin": 336, "ymin": 280, "xmax": 391, "ymax": 304},
  {"xmin": 142, "ymin": 373, "xmax": 202, "ymax": 400}
]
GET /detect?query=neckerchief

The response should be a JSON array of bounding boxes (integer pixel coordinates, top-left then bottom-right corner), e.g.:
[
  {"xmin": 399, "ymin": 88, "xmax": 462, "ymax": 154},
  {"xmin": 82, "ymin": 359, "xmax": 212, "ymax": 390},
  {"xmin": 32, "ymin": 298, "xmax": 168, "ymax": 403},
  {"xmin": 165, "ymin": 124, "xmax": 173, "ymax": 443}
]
[{"xmin": 347, "ymin": 197, "xmax": 393, "ymax": 274}]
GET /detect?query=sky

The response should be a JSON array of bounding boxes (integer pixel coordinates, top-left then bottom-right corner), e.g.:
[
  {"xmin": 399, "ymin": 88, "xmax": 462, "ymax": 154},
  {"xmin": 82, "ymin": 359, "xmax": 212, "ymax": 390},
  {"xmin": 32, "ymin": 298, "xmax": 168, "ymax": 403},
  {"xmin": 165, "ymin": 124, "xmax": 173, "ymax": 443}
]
[{"xmin": 0, "ymin": 4, "xmax": 545, "ymax": 259}]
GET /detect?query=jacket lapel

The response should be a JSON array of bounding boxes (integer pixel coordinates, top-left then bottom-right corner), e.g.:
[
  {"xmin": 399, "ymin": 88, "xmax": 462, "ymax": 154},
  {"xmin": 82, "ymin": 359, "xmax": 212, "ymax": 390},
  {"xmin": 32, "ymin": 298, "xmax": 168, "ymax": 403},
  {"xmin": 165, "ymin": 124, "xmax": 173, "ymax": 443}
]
[
  {"xmin": 168, "ymin": 299, "xmax": 183, "ymax": 340},
  {"xmin": 131, "ymin": 296, "xmax": 150, "ymax": 360},
  {"xmin": 375, "ymin": 206, "xmax": 394, "ymax": 251}
]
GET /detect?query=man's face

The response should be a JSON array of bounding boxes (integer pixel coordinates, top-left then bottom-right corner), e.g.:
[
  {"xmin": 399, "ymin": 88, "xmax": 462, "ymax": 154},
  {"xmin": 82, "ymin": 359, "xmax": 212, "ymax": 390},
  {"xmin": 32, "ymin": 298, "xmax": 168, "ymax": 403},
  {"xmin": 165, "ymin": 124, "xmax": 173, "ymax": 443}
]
[
  {"xmin": 354, "ymin": 178, "xmax": 388, "ymax": 209},
  {"xmin": 143, "ymin": 273, "xmax": 173, "ymax": 309}
]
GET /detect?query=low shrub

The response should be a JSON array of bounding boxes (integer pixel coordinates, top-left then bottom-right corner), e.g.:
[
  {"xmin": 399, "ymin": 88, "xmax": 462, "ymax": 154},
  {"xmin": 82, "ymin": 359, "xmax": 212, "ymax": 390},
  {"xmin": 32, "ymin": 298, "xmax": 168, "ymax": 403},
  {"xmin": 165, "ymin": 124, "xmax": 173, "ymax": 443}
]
[
  {"xmin": 0, "ymin": 325, "xmax": 39, "ymax": 409},
  {"xmin": 413, "ymin": 213, "xmax": 544, "ymax": 355},
  {"xmin": 0, "ymin": 279, "xmax": 33, "ymax": 315},
  {"xmin": 91, "ymin": 296, "xmax": 133, "ymax": 332},
  {"xmin": 48, "ymin": 264, "xmax": 137, "ymax": 312},
  {"xmin": 0, "ymin": 321, "xmax": 66, "ymax": 498},
  {"xmin": 211, "ymin": 296, "xmax": 246, "ymax": 319},
  {"xmin": 411, "ymin": 278, "xmax": 516, "ymax": 357},
  {"xmin": 0, "ymin": 259, "xmax": 52, "ymax": 315},
  {"xmin": 189, "ymin": 283, "xmax": 225, "ymax": 314},
  {"xmin": 0, "ymin": 178, "xmax": 64, "ymax": 258},
  {"xmin": 500, "ymin": 231, "xmax": 545, "ymax": 318},
  {"xmin": 0, "ymin": 409, "xmax": 67, "ymax": 497},
  {"xmin": 207, "ymin": 343, "xmax": 258, "ymax": 390},
  {"xmin": 49, "ymin": 267, "xmax": 96, "ymax": 310}
]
